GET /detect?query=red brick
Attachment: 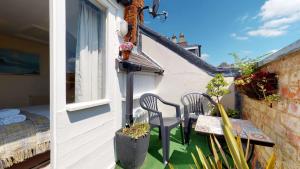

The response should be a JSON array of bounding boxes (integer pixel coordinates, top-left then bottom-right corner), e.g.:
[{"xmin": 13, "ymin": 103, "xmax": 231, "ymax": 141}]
[
  {"xmin": 288, "ymin": 102, "xmax": 300, "ymax": 117},
  {"xmin": 286, "ymin": 130, "xmax": 300, "ymax": 149}
]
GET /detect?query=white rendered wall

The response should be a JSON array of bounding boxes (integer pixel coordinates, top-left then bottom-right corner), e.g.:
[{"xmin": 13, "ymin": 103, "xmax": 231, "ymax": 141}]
[
  {"xmin": 119, "ymin": 72, "xmax": 158, "ymax": 125},
  {"xmin": 141, "ymin": 34, "xmax": 236, "ymax": 117}
]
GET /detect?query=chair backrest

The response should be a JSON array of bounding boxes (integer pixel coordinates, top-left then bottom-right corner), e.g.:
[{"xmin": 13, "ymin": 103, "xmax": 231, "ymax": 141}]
[
  {"xmin": 181, "ymin": 92, "xmax": 217, "ymax": 115},
  {"xmin": 181, "ymin": 92, "xmax": 203, "ymax": 115},
  {"xmin": 140, "ymin": 93, "xmax": 160, "ymax": 122}
]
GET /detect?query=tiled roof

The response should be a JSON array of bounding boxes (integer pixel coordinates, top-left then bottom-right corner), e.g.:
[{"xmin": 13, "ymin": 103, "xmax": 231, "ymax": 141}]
[{"xmin": 138, "ymin": 24, "xmax": 239, "ymax": 77}]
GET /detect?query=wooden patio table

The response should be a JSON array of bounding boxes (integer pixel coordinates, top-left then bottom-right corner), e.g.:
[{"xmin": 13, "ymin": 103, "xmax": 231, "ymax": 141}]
[{"xmin": 195, "ymin": 115, "xmax": 275, "ymax": 162}]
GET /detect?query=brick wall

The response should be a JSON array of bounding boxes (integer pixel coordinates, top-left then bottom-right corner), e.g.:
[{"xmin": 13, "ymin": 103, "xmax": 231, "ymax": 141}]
[
  {"xmin": 242, "ymin": 50, "xmax": 300, "ymax": 169},
  {"xmin": 124, "ymin": 0, "xmax": 144, "ymax": 44}
]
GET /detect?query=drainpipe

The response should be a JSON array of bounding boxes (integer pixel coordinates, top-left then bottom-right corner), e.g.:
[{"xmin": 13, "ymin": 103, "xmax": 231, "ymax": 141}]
[{"xmin": 125, "ymin": 71, "xmax": 134, "ymax": 126}]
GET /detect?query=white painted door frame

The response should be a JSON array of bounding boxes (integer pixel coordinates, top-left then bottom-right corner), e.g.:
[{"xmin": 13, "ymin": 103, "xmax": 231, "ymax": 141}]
[{"xmin": 50, "ymin": 0, "xmax": 66, "ymax": 168}]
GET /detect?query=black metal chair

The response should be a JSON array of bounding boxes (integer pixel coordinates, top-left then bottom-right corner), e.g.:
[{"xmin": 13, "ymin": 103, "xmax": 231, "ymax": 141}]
[
  {"xmin": 140, "ymin": 93, "xmax": 184, "ymax": 164},
  {"xmin": 181, "ymin": 92, "xmax": 217, "ymax": 144}
]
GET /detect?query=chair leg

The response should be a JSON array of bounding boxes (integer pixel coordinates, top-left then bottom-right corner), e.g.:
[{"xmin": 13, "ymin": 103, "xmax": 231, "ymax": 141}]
[
  {"xmin": 184, "ymin": 119, "xmax": 189, "ymax": 143},
  {"xmin": 159, "ymin": 126, "xmax": 168, "ymax": 164},
  {"xmin": 158, "ymin": 127, "xmax": 162, "ymax": 140},
  {"xmin": 161, "ymin": 127, "xmax": 169, "ymax": 164},
  {"xmin": 180, "ymin": 123, "xmax": 185, "ymax": 145},
  {"xmin": 165, "ymin": 128, "xmax": 170, "ymax": 164},
  {"xmin": 186, "ymin": 118, "xmax": 192, "ymax": 144}
]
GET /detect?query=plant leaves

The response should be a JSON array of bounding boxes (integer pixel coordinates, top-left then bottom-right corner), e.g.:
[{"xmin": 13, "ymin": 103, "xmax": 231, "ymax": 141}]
[
  {"xmin": 191, "ymin": 152, "xmax": 201, "ymax": 169},
  {"xmin": 245, "ymin": 136, "xmax": 250, "ymax": 160},
  {"xmin": 210, "ymin": 135, "xmax": 220, "ymax": 165},
  {"xmin": 196, "ymin": 146, "xmax": 212, "ymax": 169},
  {"xmin": 265, "ymin": 152, "xmax": 276, "ymax": 169},
  {"xmin": 213, "ymin": 136, "xmax": 230, "ymax": 169},
  {"xmin": 168, "ymin": 163, "xmax": 175, "ymax": 169},
  {"xmin": 218, "ymin": 104, "xmax": 232, "ymax": 129}
]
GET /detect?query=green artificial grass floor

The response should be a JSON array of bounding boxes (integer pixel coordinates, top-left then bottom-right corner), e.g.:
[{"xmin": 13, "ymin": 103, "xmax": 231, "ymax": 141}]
[{"xmin": 116, "ymin": 127, "xmax": 211, "ymax": 169}]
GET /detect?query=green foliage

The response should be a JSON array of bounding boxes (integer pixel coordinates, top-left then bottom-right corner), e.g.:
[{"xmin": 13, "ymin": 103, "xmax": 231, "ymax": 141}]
[
  {"xmin": 230, "ymin": 53, "xmax": 269, "ymax": 76},
  {"xmin": 190, "ymin": 104, "xmax": 276, "ymax": 169},
  {"xmin": 121, "ymin": 123, "xmax": 150, "ymax": 139},
  {"xmin": 211, "ymin": 107, "xmax": 239, "ymax": 118},
  {"xmin": 226, "ymin": 108, "xmax": 240, "ymax": 118},
  {"xmin": 265, "ymin": 94, "xmax": 280, "ymax": 105},
  {"xmin": 206, "ymin": 74, "xmax": 231, "ymax": 103}
]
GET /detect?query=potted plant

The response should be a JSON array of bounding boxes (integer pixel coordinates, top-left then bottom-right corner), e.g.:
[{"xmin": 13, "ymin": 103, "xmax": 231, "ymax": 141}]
[
  {"xmin": 234, "ymin": 69, "xmax": 280, "ymax": 108},
  {"xmin": 115, "ymin": 123, "xmax": 150, "ymax": 169},
  {"xmin": 231, "ymin": 53, "xmax": 280, "ymax": 107},
  {"xmin": 119, "ymin": 41, "xmax": 134, "ymax": 60}
]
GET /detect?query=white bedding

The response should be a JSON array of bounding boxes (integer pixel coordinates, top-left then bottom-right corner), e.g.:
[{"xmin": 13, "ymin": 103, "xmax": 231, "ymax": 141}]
[{"xmin": 21, "ymin": 105, "xmax": 50, "ymax": 119}]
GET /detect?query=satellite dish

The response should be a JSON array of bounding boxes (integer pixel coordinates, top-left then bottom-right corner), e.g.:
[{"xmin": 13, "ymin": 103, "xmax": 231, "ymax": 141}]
[
  {"xmin": 151, "ymin": 0, "xmax": 160, "ymax": 17},
  {"xmin": 138, "ymin": 0, "xmax": 167, "ymax": 22}
]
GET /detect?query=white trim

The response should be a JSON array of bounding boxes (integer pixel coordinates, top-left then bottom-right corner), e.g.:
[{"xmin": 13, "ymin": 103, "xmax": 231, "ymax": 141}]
[
  {"xmin": 66, "ymin": 99, "xmax": 111, "ymax": 111},
  {"xmin": 50, "ymin": 0, "xmax": 67, "ymax": 168}
]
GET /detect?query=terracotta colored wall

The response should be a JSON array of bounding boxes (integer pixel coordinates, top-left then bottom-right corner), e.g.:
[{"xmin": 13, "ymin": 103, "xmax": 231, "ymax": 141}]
[
  {"xmin": 124, "ymin": 0, "xmax": 144, "ymax": 44},
  {"xmin": 242, "ymin": 51, "xmax": 300, "ymax": 169}
]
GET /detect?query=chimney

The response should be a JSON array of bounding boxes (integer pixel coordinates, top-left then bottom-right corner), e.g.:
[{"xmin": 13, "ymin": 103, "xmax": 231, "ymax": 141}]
[
  {"xmin": 171, "ymin": 34, "xmax": 177, "ymax": 43},
  {"xmin": 124, "ymin": 0, "xmax": 144, "ymax": 44},
  {"xmin": 178, "ymin": 33, "xmax": 187, "ymax": 46}
]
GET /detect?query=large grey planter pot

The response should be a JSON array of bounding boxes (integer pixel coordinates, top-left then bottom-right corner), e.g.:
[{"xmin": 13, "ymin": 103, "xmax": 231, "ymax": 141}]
[{"xmin": 115, "ymin": 129, "xmax": 150, "ymax": 169}]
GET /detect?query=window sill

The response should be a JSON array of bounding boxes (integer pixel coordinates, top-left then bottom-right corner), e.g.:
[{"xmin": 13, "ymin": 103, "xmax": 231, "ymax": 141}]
[{"xmin": 66, "ymin": 99, "xmax": 111, "ymax": 112}]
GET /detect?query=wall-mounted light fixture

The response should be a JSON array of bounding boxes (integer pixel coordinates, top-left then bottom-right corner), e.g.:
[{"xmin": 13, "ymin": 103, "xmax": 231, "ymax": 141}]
[{"xmin": 118, "ymin": 20, "xmax": 129, "ymax": 37}]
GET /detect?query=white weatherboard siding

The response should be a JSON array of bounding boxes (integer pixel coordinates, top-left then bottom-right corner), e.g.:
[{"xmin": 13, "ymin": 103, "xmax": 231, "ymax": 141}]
[
  {"xmin": 141, "ymin": 34, "xmax": 236, "ymax": 117},
  {"xmin": 50, "ymin": 0, "xmax": 131, "ymax": 168}
]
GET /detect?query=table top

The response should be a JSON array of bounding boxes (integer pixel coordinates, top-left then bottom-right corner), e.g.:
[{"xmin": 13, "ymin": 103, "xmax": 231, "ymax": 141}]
[{"xmin": 195, "ymin": 115, "xmax": 274, "ymax": 147}]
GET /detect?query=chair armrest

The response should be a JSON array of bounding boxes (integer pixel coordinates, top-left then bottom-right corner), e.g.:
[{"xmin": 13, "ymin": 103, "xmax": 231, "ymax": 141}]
[
  {"xmin": 160, "ymin": 99, "xmax": 181, "ymax": 118},
  {"xmin": 202, "ymin": 93, "xmax": 217, "ymax": 106}
]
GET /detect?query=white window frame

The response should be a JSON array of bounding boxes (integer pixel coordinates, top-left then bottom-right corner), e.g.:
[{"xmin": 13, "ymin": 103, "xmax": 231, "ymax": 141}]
[{"xmin": 66, "ymin": 0, "xmax": 112, "ymax": 111}]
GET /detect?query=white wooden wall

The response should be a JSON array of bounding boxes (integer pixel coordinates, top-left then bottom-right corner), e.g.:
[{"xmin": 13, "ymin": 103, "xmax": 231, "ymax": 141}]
[{"xmin": 50, "ymin": 0, "xmax": 128, "ymax": 168}]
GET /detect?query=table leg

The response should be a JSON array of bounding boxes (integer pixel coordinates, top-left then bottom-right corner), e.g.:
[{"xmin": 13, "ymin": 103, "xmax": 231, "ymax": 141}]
[{"xmin": 247, "ymin": 144, "xmax": 255, "ymax": 163}]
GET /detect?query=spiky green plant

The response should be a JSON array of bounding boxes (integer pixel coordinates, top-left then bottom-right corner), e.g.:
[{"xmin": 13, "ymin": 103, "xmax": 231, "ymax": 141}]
[{"xmin": 189, "ymin": 104, "xmax": 276, "ymax": 169}]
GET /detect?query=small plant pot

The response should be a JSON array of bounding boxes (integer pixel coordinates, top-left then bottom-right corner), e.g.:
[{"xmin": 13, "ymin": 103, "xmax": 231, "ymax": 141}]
[
  {"xmin": 122, "ymin": 50, "xmax": 131, "ymax": 60},
  {"xmin": 115, "ymin": 129, "xmax": 150, "ymax": 169}
]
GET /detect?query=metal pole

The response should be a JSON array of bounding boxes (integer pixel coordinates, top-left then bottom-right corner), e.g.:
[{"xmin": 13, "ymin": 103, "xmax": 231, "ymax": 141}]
[{"xmin": 125, "ymin": 71, "xmax": 134, "ymax": 126}]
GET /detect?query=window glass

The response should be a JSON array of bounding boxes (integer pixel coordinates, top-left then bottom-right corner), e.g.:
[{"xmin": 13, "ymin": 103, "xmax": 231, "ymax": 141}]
[{"xmin": 66, "ymin": 0, "xmax": 106, "ymax": 103}]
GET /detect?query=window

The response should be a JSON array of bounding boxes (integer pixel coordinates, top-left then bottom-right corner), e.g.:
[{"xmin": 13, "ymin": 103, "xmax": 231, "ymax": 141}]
[{"xmin": 66, "ymin": 0, "xmax": 106, "ymax": 104}]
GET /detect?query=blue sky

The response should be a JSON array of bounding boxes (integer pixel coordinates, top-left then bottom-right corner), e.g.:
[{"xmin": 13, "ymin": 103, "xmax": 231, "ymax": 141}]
[{"xmin": 143, "ymin": 0, "xmax": 300, "ymax": 66}]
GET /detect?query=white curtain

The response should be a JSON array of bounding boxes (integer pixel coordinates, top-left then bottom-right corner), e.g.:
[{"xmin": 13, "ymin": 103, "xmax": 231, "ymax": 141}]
[{"xmin": 75, "ymin": 0, "xmax": 104, "ymax": 102}]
